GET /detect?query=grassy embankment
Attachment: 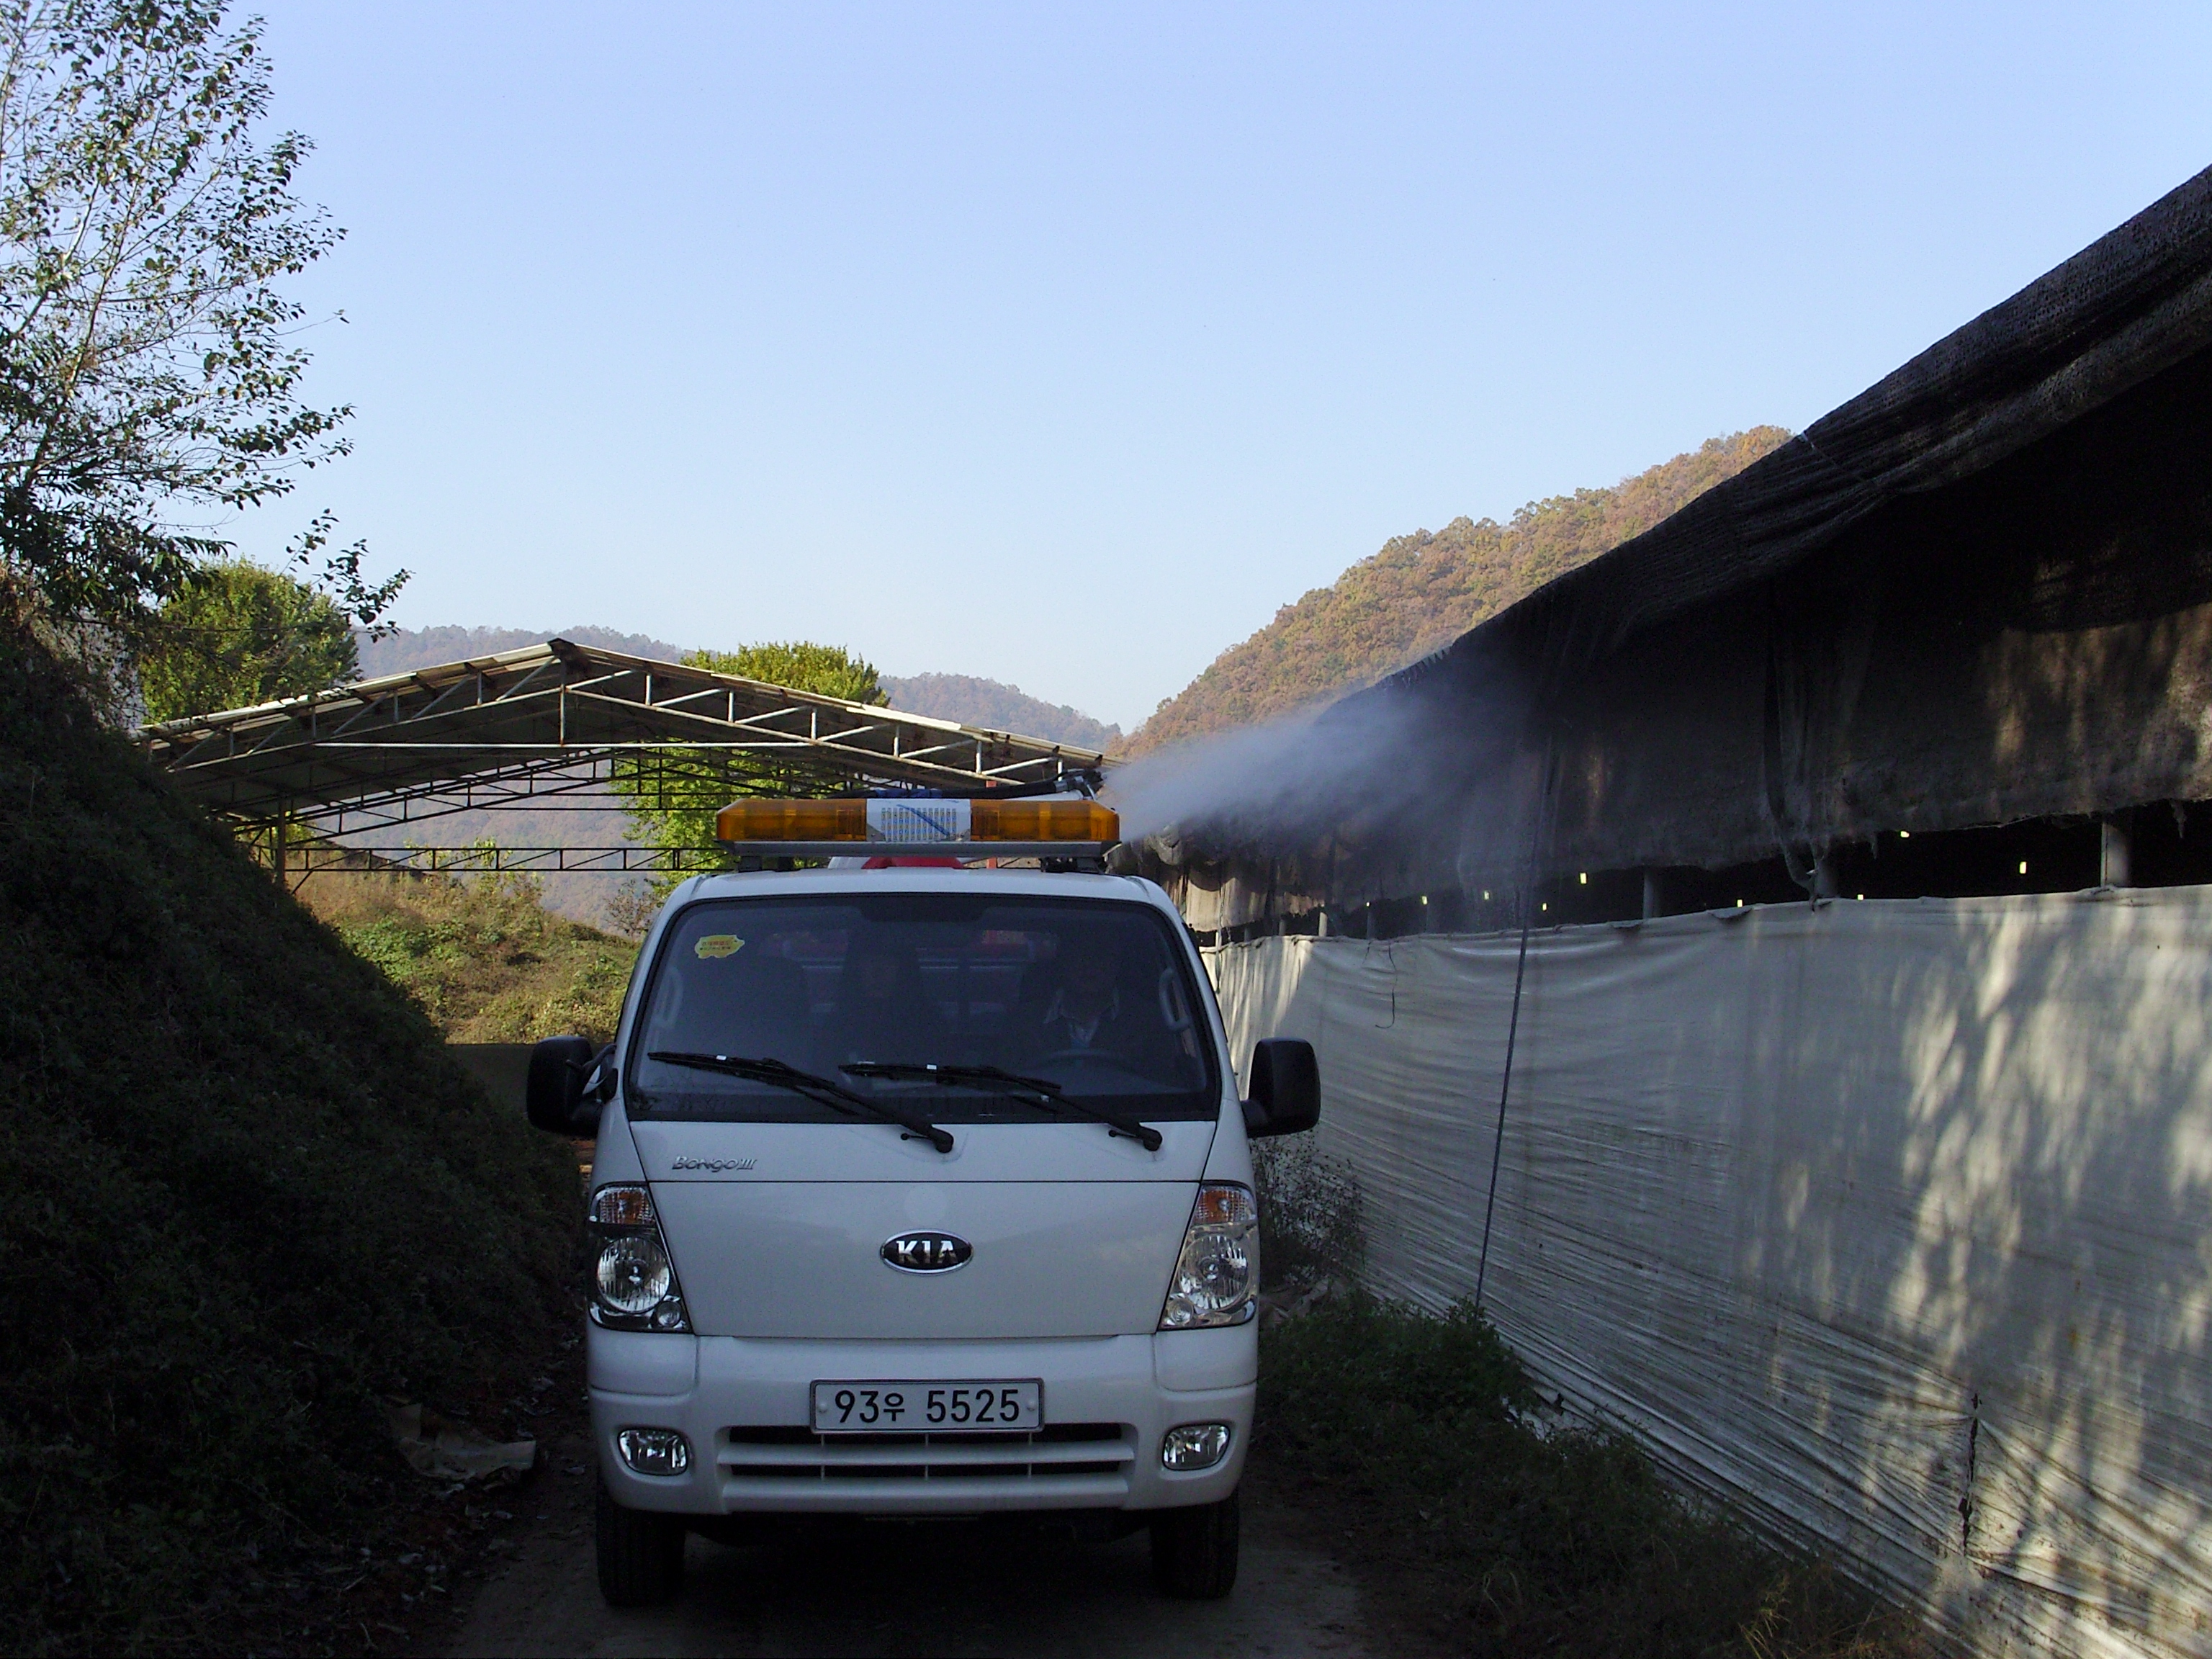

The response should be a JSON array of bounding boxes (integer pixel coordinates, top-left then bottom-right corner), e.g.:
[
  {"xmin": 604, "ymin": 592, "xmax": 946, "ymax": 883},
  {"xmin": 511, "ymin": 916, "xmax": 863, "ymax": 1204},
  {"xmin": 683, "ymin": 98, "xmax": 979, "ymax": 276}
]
[
  {"xmin": 0, "ymin": 624, "xmax": 582, "ymax": 1654},
  {"xmin": 1251, "ymin": 1146, "xmax": 1928, "ymax": 1659}
]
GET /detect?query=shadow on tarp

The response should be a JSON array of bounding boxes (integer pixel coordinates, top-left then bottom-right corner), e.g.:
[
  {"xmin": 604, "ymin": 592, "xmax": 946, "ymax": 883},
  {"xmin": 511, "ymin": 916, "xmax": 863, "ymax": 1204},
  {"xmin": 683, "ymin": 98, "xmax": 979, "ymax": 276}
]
[{"xmin": 1207, "ymin": 890, "xmax": 2212, "ymax": 1659}]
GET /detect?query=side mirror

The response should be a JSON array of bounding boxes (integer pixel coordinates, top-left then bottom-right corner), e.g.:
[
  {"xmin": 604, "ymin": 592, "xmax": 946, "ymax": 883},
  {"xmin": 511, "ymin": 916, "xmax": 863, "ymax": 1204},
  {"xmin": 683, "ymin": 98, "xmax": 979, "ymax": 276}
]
[
  {"xmin": 526, "ymin": 1035, "xmax": 602, "ymax": 1134},
  {"xmin": 1241, "ymin": 1038, "xmax": 1320, "ymax": 1138}
]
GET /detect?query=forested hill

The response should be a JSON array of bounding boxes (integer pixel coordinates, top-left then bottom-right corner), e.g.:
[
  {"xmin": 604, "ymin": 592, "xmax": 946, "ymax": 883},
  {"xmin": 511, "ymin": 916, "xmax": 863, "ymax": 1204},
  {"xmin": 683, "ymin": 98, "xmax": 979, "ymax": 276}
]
[
  {"xmin": 1126, "ymin": 428, "xmax": 1792, "ymax": 754},
  {"xmin": 882, "ymin": 673, "xmax": 1122, "ymax": 751}
]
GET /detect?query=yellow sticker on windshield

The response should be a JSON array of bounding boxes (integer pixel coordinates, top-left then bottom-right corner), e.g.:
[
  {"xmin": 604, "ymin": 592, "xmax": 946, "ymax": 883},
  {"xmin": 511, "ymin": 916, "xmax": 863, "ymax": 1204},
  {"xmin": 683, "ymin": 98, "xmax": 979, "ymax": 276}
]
[{"xmin": 694, "ymin": 935, "xmax": 745, "ymax": 960}]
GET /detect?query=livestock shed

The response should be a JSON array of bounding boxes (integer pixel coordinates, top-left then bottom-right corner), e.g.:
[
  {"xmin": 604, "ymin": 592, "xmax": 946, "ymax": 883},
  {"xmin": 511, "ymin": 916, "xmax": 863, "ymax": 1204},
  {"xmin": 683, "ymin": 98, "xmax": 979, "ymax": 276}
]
[{"xmin": 1158, "ymin": 168, "xmax": 2212, "ymax": 1658}]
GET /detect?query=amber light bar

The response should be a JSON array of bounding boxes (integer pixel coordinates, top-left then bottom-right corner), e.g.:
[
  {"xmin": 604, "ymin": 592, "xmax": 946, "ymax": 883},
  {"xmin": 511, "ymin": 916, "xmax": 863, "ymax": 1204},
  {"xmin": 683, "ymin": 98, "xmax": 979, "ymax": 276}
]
[
  {"xmin": 715, "ymin": 795, "xmax": 1119, "ymax": 857},
  {"xmin": 716, "ymin": 799, "xmax": 869, "ymax": 842},
  {"xmin": 969, "ymin": 799, "xmax": 1119, "ymax": 843}
]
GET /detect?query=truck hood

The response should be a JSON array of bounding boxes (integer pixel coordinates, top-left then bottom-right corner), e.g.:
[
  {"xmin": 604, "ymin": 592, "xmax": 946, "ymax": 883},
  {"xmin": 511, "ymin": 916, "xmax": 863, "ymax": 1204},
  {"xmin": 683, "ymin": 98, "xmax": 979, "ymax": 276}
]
[{"xmin": 624, "ymin": 1113, "xmax": 1220, "ymax": 1341}]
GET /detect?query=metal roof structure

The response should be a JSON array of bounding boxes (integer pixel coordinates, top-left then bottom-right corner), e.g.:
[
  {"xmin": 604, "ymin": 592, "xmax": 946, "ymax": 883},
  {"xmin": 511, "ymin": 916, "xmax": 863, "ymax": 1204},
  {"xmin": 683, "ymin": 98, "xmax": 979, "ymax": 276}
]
[{"xmin": 140, "ymin": 639, "xmax": 1110, "ymax": 873}]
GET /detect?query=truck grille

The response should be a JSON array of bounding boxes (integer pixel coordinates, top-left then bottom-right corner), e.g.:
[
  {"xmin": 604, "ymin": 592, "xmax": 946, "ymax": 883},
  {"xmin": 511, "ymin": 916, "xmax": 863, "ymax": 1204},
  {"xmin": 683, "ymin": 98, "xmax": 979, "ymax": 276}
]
[{"xmin": 716, "ymin": 1423, "xmax": 1134, "ymax": 1508}]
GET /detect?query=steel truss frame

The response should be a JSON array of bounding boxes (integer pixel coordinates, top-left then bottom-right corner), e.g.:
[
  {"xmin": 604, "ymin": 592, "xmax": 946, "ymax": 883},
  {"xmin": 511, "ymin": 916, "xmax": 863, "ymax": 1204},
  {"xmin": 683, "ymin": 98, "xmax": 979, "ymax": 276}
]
[
  {"xmin": 285, "ymin": 842, "xmax": 732, "ymax": 876},
  {"xmin": 141, "ymin": 639, "xmax": 1109, "ymax": 871}
]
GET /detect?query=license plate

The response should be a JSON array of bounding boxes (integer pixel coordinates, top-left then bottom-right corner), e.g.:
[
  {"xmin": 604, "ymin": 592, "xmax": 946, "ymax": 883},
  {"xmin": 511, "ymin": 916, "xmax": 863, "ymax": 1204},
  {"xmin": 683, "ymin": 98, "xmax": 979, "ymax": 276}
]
[{"xmin": 811, "ymin": 1379, "xmax": 1042, "ymax": 1433}]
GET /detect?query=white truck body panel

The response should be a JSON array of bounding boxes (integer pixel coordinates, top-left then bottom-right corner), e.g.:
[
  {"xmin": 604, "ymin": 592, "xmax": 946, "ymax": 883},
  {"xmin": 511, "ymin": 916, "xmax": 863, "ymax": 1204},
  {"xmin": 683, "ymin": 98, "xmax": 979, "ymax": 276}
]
[{"xmin": 588, "ymin": 866, "xmax": 1269, "ymax": 1518}]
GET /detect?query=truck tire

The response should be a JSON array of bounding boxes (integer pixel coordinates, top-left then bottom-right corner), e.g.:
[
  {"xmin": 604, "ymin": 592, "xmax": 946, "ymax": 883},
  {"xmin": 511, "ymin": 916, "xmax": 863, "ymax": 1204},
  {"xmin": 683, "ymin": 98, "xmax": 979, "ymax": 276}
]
[
  {"xmin": 595, "ymin": 1475, "xmax": 685, "ymax": 1607},
  {"xmin": 1149, "ymin": 1489, "xmax": 1239, "ymax": 1599}
]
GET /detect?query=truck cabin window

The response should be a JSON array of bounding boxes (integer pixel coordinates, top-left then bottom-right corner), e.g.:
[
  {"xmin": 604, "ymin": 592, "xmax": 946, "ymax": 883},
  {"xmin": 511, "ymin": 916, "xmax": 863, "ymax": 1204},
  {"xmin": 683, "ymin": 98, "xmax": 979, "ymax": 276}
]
[{"xmin": 626, "ymin": 894, "xmax": 1219, "ymax": 1123}]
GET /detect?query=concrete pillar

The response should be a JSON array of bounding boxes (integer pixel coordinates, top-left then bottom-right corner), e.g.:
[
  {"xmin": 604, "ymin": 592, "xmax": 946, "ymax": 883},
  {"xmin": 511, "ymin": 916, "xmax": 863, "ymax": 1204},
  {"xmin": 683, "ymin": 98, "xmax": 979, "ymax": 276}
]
[
  {"xmin": 1641, "ymin": 871, "xmax": 1663, "ymax": 920},
  {"xmin": 2101, "ymin": 819, "xmax": 2132, "ymax": 887}
]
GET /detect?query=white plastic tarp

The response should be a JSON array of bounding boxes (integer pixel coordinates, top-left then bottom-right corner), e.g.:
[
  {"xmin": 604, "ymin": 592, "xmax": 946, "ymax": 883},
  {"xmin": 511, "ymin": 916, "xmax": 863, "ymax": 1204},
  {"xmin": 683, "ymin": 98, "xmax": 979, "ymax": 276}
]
[{"xmin": 1206, "ymin": 889, "xmax": 2212, "ymax": 1659}]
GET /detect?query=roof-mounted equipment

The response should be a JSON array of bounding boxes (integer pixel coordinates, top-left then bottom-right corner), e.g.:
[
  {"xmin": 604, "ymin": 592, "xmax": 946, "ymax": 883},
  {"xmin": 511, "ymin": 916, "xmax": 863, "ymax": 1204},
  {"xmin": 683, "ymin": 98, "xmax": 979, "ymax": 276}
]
[{"xmin": 716, "ymin": 794, "xmax": 1119, "ymax": 860}]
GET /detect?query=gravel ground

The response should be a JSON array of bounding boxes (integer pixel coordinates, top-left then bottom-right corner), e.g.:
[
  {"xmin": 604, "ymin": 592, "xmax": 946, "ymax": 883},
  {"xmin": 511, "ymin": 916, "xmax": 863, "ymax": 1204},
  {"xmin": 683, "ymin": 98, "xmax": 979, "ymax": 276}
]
[{"xmin": 444, "ymin": 1425, "xmax": 1375, "ymax": 1659}]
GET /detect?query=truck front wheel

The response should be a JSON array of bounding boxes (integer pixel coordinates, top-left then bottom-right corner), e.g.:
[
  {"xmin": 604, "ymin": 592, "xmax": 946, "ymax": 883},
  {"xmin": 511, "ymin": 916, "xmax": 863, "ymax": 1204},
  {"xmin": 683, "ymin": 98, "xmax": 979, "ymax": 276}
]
[
  {"xmin": 1149, "ymin": 1489, "xmax": 1239, "ymax": 1599},
  {"xmin": 595, "ymin": 1475, "xmax": 686, "ymax": 1607}
]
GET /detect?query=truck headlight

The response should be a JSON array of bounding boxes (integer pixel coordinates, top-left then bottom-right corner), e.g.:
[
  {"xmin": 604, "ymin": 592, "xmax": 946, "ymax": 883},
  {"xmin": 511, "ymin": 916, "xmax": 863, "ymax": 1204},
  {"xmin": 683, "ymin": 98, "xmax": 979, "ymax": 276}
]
[
  {"xmin": 596, "ymin": 1234, "xmax": 671, "ymax": 1314},
  {"xmin": 1159, "ymin": 1183, "xmax": 1258, "ymax": 1329},
  {"xmin": 1161, "ymin": 1422, "xmax": 1233, "ymax": 1470},
  {"xmin": 589, "ymin": 1184, "xmax": 691, "ymax": 1332},
  {"xmin": 616, "ymin": 1427, "xmax": 692, "ymax": 1476}
]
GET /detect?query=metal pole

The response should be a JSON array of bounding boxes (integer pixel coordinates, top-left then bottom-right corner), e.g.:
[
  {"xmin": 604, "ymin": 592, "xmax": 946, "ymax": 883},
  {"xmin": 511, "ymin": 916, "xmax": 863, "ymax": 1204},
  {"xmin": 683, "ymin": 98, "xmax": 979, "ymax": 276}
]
[
  {"xmin": 2101, "ymin": 818, "xmax": 2131, "ymax": 887},
  {"xmin": 1812, "ymin": 849, "xmax": 1840, "ymax": 900},
  {"xmin": 1475, "ymin": 742, "xmax": 1555, "ymax": 1313}
]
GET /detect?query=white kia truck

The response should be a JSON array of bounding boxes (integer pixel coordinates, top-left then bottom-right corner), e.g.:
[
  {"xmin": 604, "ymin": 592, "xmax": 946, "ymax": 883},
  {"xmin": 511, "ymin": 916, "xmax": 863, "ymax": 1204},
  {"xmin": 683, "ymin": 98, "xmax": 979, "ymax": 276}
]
[{"xmin": 523, "ymin": 791, "xmax": 1320, "ymax": 1608}]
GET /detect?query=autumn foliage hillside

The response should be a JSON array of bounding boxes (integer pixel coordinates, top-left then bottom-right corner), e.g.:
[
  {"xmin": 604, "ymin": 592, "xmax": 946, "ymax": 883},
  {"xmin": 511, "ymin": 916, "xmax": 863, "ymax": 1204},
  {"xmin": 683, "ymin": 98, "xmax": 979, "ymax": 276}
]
[{"xmin": 1127, "ymin": 428, "xmax": 1791, "ymax": 752}]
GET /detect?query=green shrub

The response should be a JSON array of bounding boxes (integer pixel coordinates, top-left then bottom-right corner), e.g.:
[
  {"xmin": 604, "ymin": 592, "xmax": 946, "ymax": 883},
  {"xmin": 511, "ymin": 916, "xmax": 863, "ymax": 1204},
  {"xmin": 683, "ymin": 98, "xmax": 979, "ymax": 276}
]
[{"xmin": 0, "ymin": 625, "xmax": 579, "ymax": 1653}]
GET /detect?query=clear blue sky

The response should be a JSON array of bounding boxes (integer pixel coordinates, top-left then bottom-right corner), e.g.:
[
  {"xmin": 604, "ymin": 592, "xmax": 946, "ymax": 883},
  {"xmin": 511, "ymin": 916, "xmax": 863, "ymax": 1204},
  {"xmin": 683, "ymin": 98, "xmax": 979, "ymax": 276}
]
[{"xmin": 244, "ymin": 1, "xmax": 2212, "ymax": 730}]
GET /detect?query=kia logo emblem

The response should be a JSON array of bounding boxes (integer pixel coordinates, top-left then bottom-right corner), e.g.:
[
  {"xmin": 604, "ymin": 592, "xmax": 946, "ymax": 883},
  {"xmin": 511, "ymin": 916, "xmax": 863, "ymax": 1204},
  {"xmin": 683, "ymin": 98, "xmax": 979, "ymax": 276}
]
[{"xmin": 881, "ymin": 1231, "xmax": 972, "ymax": 1273}]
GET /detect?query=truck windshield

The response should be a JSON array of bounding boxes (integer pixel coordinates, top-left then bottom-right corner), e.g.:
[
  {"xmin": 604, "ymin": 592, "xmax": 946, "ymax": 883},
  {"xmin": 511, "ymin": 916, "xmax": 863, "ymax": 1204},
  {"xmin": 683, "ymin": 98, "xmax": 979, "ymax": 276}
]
[{"xmin": 625, "ymin": 892, "xmax": 1219, "ymax": 1124}]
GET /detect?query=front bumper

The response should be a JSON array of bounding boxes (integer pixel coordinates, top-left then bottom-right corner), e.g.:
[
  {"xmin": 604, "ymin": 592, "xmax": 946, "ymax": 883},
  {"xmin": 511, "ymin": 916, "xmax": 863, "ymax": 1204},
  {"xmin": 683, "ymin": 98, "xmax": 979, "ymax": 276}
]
[{"xmin": 589, "ymin": 1323, "xmax": 1255, "ymax": 1516}]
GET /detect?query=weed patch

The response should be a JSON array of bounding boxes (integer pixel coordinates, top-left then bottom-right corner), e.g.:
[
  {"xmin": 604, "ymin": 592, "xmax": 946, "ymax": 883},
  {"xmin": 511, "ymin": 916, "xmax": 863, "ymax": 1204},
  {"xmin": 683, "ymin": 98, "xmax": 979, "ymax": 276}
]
[
  {"xmin": 302, "ymin": 867, "xmax": 636, "ymax": 1043},
  {"xmin": 1258, "ymin": 1297, "xmax": 1928, "ymax": 1658},
  {"xmin": 1252, "ymin": 1136, "xmax": 1364, "ymax": 1288}
]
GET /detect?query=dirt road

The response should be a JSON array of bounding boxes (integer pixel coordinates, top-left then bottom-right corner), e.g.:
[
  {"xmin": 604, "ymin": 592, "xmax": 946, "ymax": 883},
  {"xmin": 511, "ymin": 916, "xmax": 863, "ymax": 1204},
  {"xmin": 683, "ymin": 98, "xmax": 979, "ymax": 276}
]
[{"xmin": 449, "ymin": 1435, "xmax": 1371, "ymax": 1659}]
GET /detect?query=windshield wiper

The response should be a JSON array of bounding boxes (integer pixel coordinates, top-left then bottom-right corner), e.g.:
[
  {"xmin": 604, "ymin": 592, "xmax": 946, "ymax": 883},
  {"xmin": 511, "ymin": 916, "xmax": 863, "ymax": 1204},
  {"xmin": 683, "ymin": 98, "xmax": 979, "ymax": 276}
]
[
  {"xmin": 841, "ymin": 1061, "xmax": 1164, "ymax": 1152},
  {"xmin": 647, "ymin": 1053, "xmax": 955, "ymax": 1154}
]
